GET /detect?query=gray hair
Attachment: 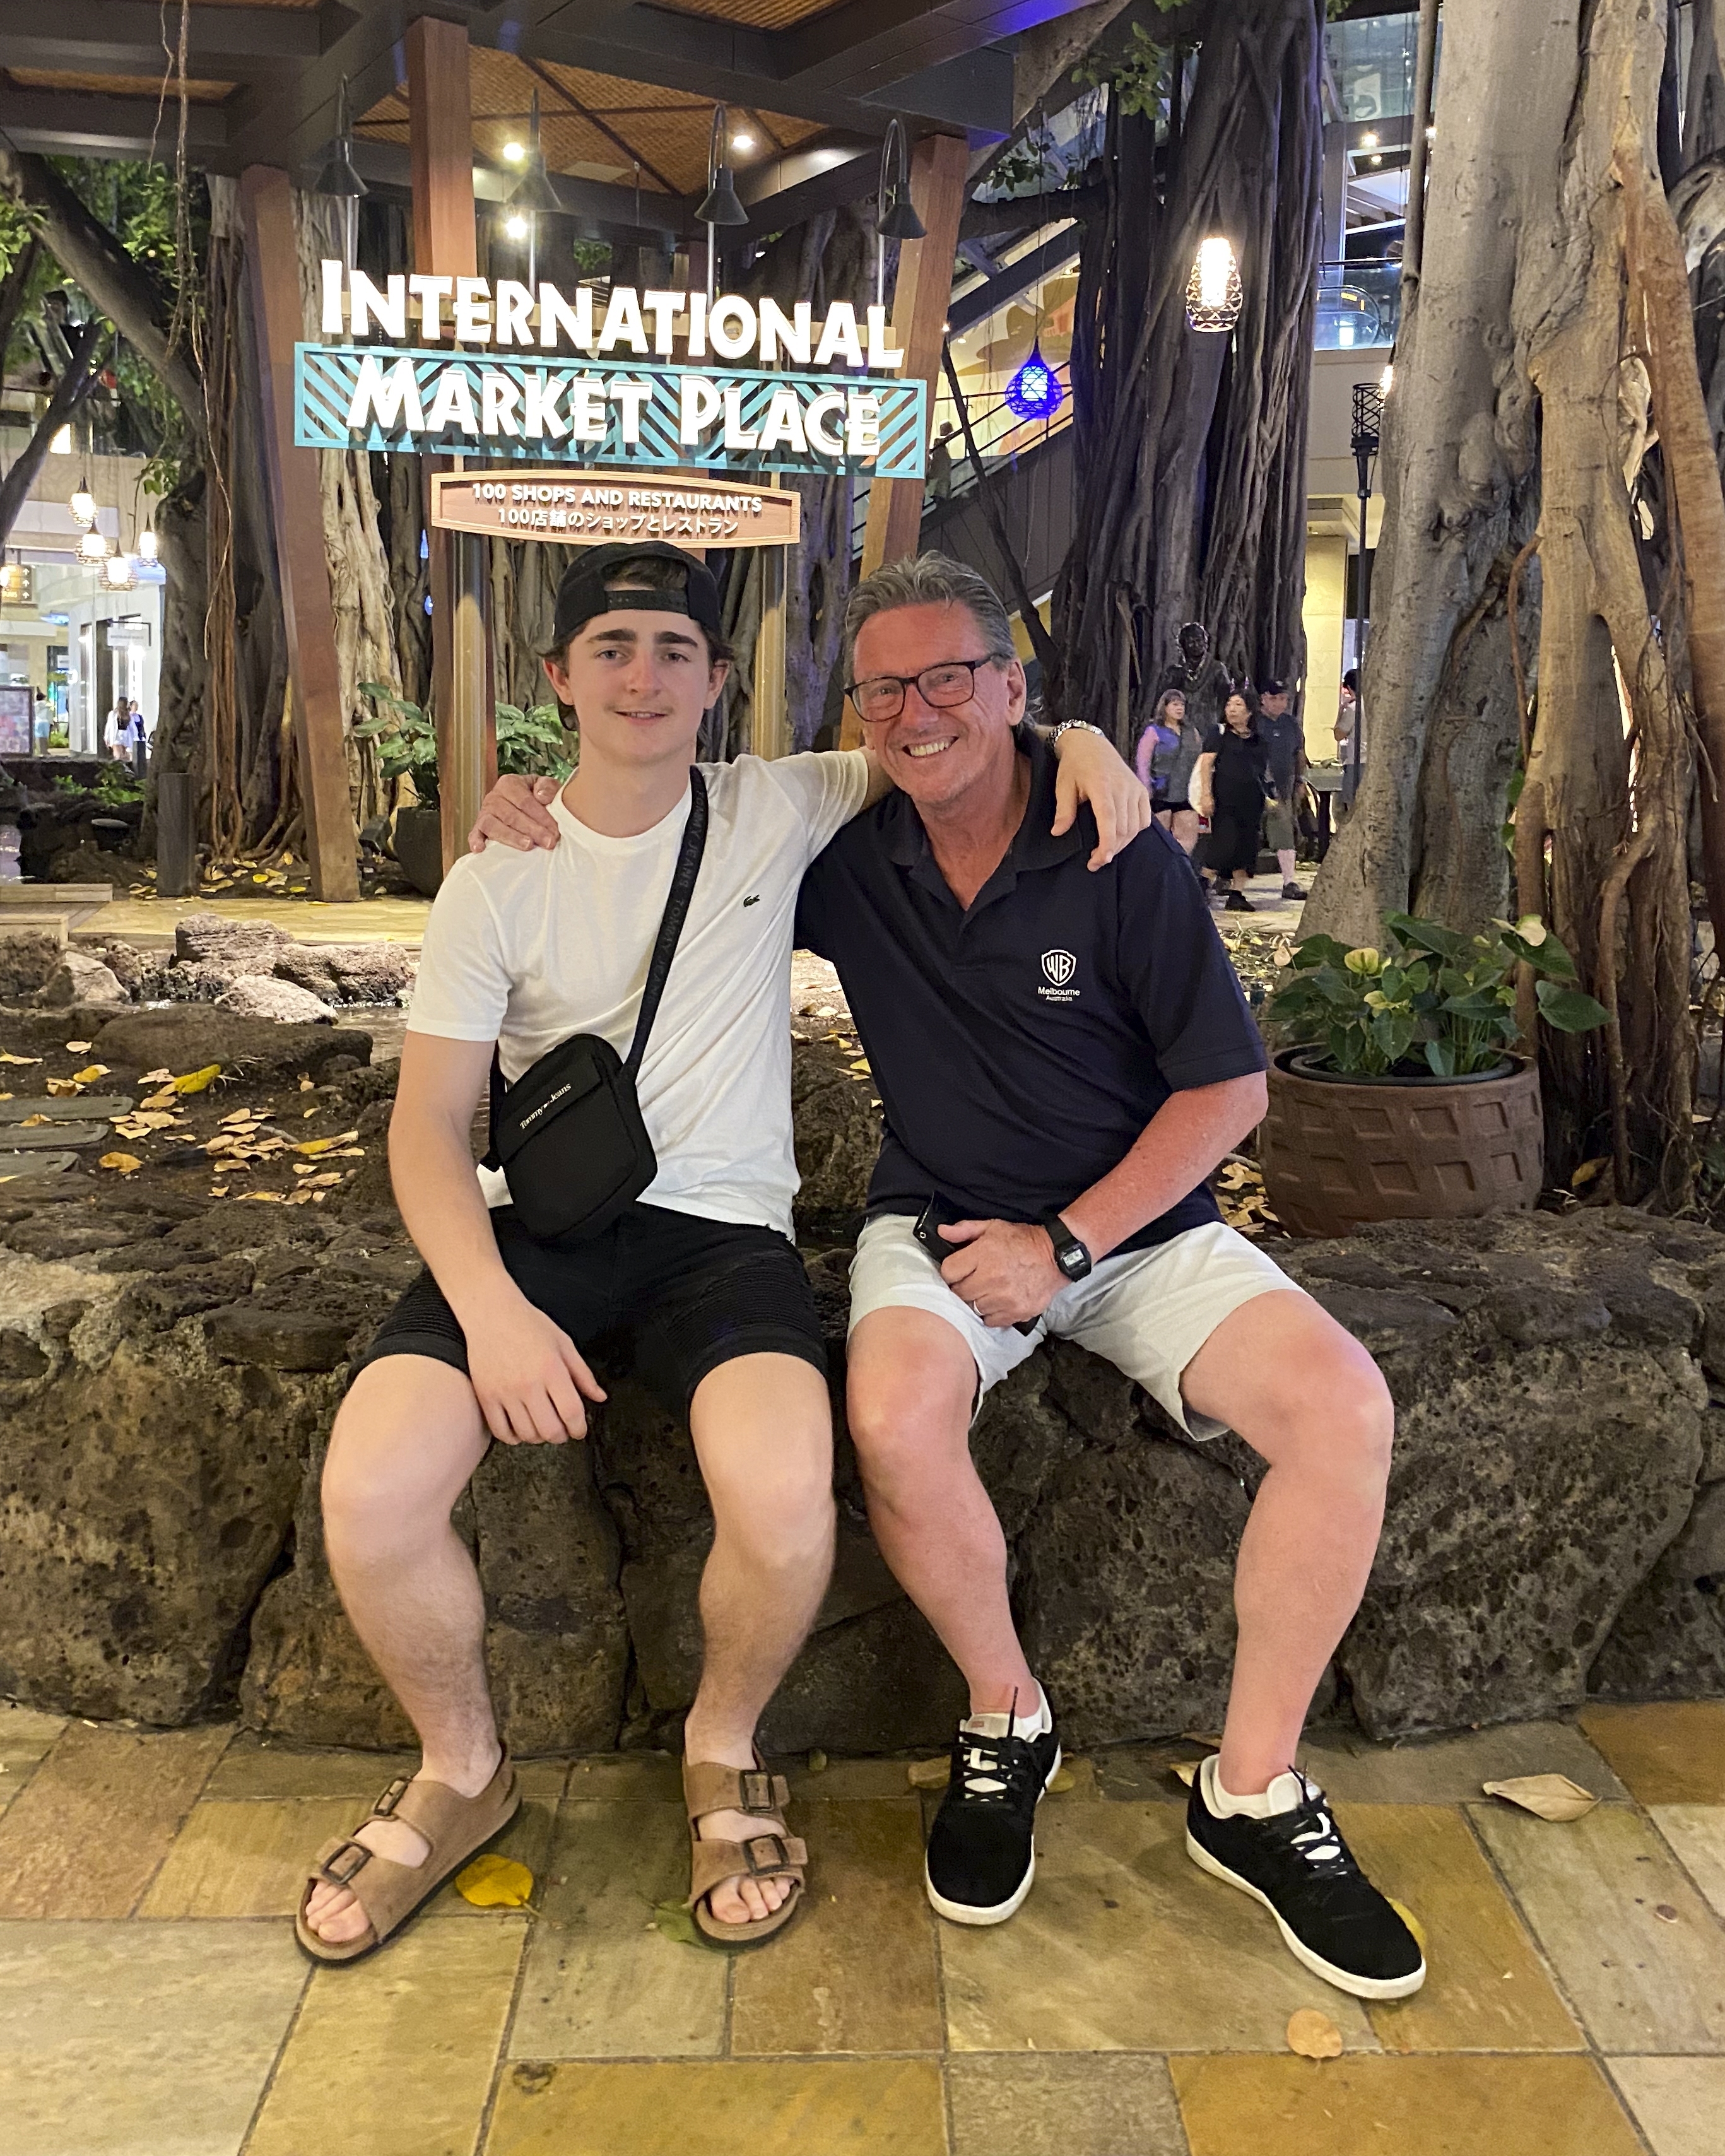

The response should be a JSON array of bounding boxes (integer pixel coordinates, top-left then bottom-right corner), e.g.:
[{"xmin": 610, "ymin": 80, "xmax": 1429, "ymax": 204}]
[{"xmin": 842, "ymin": 551, "xmax": 1017, "ymax": 677}]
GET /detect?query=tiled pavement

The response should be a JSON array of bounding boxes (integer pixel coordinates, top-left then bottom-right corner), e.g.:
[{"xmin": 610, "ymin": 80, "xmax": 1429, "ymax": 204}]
[{"xmin": 0, "ymin": 1704, "xmax": 1721, "ymax": 2155}]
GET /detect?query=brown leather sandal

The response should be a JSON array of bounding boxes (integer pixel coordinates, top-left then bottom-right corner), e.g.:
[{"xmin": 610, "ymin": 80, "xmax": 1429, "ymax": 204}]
[
  {"xmin": 294, "ymin": 1749, "xmax": 520, "ymax": 1965},
  {"xmin": 683, "ymin": 1755, "xmax": 807, "ymax": 1948}
]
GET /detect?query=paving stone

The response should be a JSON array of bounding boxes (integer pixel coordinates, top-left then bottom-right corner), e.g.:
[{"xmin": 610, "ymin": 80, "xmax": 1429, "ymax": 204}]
[
  {"xmin": 1607, "ymin": 2056, "xmax": 1725, "ymax": 2156},
  {"xmin": 558, "ymin": 1752, "xmax": 683, "ymax": 1801},
  {"xmin": 201, "ymin": 1733, "xmax": 419, "ymax": 1801},
  {"xmin": 0, "ymin": 1702, "xmax": 65, "ymax": 1813},
  {"xmin": 1469, "ymin": 1801, "xmax": 1725, "ymax": 2052},
  {"xmin": 0, "ymin": 1918, "xmax": 305, "ymax": 2156},
  {"xmin": 731, "ymin": 1800, "xmax": 940, "ymax": 2055},
  {"xmin": 1649, "ymin": 1805, "xmax": 1725, "ymax": 1921},
  {"xmin": 779, "ymin": 1755, "xmax": 933, "ymax": 1801},
  {"xmin": 1170, "ymin": 2054, "xmax": 1644, "ymax": 2156},
  {"xmin": 1295, "ymin": 1721, "xmax": 1628, "ymax": 1803},
  {"xmin": 0, "ymin": 1722, "xmax": 228, "ymax": 1917},
  {"xmin": 947, "ymin": 2053, "xmax": 1187, "ymax": 2156},
  {"xmin": 1334, "ymin": 1805, "xmax": 1582, "ymax": 2053},
  {"xmin": 1578, "ymin": 1703, "xmax": 1725, "ymax": 1805},
  {"xmin": 484, "ymin": 2060, "xmax": 947, "ymax": 2156},
  {"xmin": 940, "ymin": 1799, "xmax": 1378, "ymax": 2054},
  {"xmin": 509, "ymin": 1800, "xmax": 727, "ymax": 2059},
  {"xmin": 246, "ymin": 1916, "xmax": 524, "ymax": 2156}
]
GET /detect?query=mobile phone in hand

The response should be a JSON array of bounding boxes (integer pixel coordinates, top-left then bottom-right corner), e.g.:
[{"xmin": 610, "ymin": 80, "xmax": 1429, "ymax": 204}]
[{"xmin": 910, "ymin": 1194, "xmax": 1039, "ymax": 1334}]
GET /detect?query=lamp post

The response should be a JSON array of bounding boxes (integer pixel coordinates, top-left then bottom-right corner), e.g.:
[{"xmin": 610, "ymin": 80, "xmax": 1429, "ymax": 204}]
[
  {"xmin": 696, "ymin": 105, "xmax": 748, "ymax": 302},
  {"xmin": 1348, "ymin": 374, "xmax": 1386, "ymax": 806}
]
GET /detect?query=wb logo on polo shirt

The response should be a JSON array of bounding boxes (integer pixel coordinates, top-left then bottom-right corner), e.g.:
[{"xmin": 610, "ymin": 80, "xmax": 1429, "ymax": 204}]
[{"xmin": 1039, "ymin": 948, "xmax": 1080, "ymax": 1003}]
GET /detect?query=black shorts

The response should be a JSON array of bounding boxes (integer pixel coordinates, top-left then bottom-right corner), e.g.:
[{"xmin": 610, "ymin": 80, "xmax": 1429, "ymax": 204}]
[{"xmin": 354, "ymin": 1202, "xmax": 826, "ymax": 1420}]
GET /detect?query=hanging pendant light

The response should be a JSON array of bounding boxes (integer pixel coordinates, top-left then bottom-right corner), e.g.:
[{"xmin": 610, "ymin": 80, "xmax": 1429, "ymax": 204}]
[
  {"xmin": 1185, "ymin": 235, "xmax": 1242, "ymax": 333},
  {"xmin": 78, "ymin": 527, "xmax": 110, "ymax": 562},
  {"xmin": 137, "ymin": 526, "xmax": 158, "ymax": 563},
  {"xmin": 104, "ymin": 553, "xmax": 135, "ymax": 591},
  {"xmin": 314, "ymin": 77, "xmax": 368, "ymax": 276},
  {"xmin": 69, "ymin": 476, "xmax": 97, "ymax": 527},
  {"xmin": 874, "ymin": 117, "xmax": 924, "ymax": 311},
  {"xmin": 697, "ymin": 104, "xmax": 749, "ymax": 302},
  {"xmin": 1004, "ymin": 336, "xmax": 1063, "ymax": 422},
  {"xmin": 506, "ymin": 91, "xmax": 562, "ymax": 217}
]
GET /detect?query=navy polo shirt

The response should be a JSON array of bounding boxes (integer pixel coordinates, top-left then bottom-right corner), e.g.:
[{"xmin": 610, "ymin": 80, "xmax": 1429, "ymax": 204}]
[{"xmin": 795, "ymin": 736, "xmax": 1266, "ymax": 1252}]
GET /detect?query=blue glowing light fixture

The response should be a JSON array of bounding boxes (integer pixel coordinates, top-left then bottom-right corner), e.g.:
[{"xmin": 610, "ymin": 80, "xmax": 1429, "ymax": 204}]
[{"xmin": 1004, "ymin": 338, "xmax": 1063, "ymax": 421}]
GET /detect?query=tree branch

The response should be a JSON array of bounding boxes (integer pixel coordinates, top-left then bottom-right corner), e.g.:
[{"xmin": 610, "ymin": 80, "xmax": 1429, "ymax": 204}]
[
  {"xmin": 0, "ymin": 317, "xmax": 106, "ymax": 550},
  {"xmin": 0, "ymin": 145, "xmax": 204, "ymax": 448}
]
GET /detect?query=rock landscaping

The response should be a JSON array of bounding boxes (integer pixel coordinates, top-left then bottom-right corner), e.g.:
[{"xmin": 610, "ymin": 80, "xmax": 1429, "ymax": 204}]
[{"xmin": 0, "ymin": 998, "xmax": 1719, "ymax": 1755}]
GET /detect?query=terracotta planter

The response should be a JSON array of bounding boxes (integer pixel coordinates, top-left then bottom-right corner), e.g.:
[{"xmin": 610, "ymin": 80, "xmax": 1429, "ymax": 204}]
[
  {"xmin": 391, "ymin": 802, "xmax": 444, "ymax": 897},
  {"xmin": 1259, "ymin": 1048, "xmax": 1544, "ymax": 1239}
]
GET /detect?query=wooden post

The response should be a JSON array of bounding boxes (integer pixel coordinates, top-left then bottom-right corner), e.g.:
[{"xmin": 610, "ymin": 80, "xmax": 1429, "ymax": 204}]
[
  {"xmin": 408, "ymin": 15, "xmax": 491, "ymax": 870},
  {"xmin": 750, "ymin": 481, "xmax": 789, "ymax": 759},
  {"xmin": 847, "ymin": 131, "xmax": 968, "ymax": 747},
  {"xmin": 858, "ymin": 132, "xmax": 968, "ymax": 579},
  {"xmin": 237, "ymin": 164, "xmax": 360, "ymax": 902}
]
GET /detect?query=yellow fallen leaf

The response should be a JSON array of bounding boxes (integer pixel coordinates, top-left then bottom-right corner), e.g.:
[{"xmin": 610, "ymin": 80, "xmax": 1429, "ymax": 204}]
[
  {"xmin": 45, "ymin": 1078, "xmax": 81, "ymax": 1097},
  {"xmin": 651, "ymin": 1896, "xmax": 701, "ymax": 1944},
  {"xmin": 329, "ymin": 1147, "xmax": 366, "ymax": 1158},
  {"xmin": 220, "ymin": 1110, "xmax": 259, "ymax": 1128},
  {"xmin": 0, "ymin": 1052, "xmax": 40, "ymax": 1066},
  {"xmin": 455, "ymin": 1854, "xmax": 534, "ymax": 1909},
  {"xmin": 307, "ymin": 1170, "xmax": 344, "ymax": 1188},
  {"xmin": 907, "ymin": 1757, "xmax": 951, "ymax": 1790},
  {"xmin": 1481, "ymin": 1774, "xmax": 1598, "ymax": 1822},
  {"xmin": 71, "ymin": 1065, "xmax": 109, "ymax": 1084},
  {"xmin": 1389, "ymin": 1899, "xmax": 1429, "ymax": 1959},
  {"xmin": 98, "ymin": 1153, "xmax": 143, "ymax": 1175},
  {"xmin": 1286, "ymin": 2008, "xmax": 1343, "ymax": 2059},
  {"xmin": 1170, "ymin": 1760, "xmax": 1199, "ymax": 1787},
  {"xmin": 299, "ymin": 1076, "xmax": 316, "ymax": 1091},
  {"xmin": 171, "ymin": 1065, "xmax": 223, "ymax": 1095},
  {"xmin": 20, "ymin": 1113, "xmax": 50, "ymax": 1128},
  {"xmin": 295, "ymin": 1129, "xmax": 360, "ymax": 1155},
  {"xmin": 209, "ymin": 1187, "xmax": 228, "ymax": 1198},
  {"xmin": 1570, "ymin": 1157, "xmax": 1610, "ymax": 1190},
  {"xmin": 64, "ymin": 1041, "xmax": 92, "ymax": 1053},
  {"xmin": 235, "ymin": 1191, "xmax": 284, "ymax": 1203},
  {"xmin": 141, "ymin": 1068, "xmax": 172, "ymax": 1083},
  {"xmin": 1048, "ymin": 1766, "xmax": 1076, "ymax": 1793},
  {"xmin": 291, "ymin": 1163, "xmax": 317, "ymax": 1176}
]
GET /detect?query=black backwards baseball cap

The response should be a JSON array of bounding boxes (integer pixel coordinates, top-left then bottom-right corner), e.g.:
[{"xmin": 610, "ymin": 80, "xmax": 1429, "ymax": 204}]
[
  {"xmin": 550, "ymin": 541, "xmax": 723, "ymax": 651},
  {"xmin": 1261, "ymin": 676, "xmax": 1288, "ymax": 696}
]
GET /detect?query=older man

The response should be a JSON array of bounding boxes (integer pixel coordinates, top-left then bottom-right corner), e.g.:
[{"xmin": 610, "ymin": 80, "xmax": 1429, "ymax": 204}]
[{"xmin": 474, "ymin": 554, "xmax": 1422, "ymax": 2002}]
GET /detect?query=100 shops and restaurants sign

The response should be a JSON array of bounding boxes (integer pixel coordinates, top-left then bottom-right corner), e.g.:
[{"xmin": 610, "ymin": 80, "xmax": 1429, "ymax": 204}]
[{"xmin": 295, "ymin": 264, "xmax": 927, "ymax": 481}]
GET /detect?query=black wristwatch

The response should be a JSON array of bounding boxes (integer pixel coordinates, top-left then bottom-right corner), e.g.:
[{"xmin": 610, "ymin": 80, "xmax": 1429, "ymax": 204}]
[{"xmin": 1044, "ymin": 1213, "xmax": 1093, "ymax": 1283}]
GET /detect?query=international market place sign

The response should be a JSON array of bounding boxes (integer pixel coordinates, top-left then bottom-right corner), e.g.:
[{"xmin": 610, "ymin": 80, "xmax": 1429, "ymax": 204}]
[{"xmin": 294, "ymin": 265, "xmax": 928, "ymax": 481}]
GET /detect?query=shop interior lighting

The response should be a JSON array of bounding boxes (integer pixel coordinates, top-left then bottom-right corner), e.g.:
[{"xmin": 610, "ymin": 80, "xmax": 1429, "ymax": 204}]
[{"xmin": 1186, "ymin": 235, "xmax": 1242, "ymax": 334}]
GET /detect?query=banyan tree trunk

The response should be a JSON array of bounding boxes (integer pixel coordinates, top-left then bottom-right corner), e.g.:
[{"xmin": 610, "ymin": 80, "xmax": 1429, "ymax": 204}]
[{"xmin": 1052, "ymin": 0, "xmax": 1324, "ymax": 743}]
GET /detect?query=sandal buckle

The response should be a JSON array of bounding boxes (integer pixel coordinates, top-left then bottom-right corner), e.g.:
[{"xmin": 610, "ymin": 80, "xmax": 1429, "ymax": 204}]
[
  {"xmin": 319, "ymin": 1837, "xmax": 374, "ymax": 1888},
  {"xmin": 372, "ymin": 1776, "xmax": 411, "ymax": 1818},
  {"xmin": 739, "ymin": 1770, "xmax": 774, "ymax": 1814},
  {"xmin": 742, "ymin": 1833, "xmax": 788, "ymax": 1876}
]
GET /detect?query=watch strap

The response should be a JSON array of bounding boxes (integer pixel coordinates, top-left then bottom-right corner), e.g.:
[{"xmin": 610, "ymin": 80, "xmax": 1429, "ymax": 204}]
[{"xmin": 1044, "ymin": 1212, "xmax": 1093, "ymax": 1279}]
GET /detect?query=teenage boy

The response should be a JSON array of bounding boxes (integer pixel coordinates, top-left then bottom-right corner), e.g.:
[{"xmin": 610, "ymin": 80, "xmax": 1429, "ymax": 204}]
[
  {"xmin": 295, "ymin": 542, "xmax": 1145, "ymax": 1963},
  {"xmin": 473, "ymin": 552, "xmax": 1424, "ymax": 2002}
]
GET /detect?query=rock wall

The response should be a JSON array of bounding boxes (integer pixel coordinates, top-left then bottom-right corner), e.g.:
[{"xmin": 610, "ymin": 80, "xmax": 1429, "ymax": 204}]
[{"xmin": 1, "ymin": 1033, "xmax": 1720, "ymax": 1752}]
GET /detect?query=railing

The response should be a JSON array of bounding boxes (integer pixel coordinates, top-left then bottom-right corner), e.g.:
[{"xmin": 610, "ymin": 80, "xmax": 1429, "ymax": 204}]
[
  {"xmin": 849, "ymin": 377, "xmax": 1074, "ymax": 558},
  {"xmin": 1316, "ymin": 260, "xmax": 1403, "ymax": 351}
]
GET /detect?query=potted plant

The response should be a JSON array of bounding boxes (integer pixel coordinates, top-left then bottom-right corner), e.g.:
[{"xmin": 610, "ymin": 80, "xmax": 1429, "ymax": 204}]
[
  {"xmin": 1257, "ymin": 912, "xmax": 1609, "ymax": 1237},
  {"xmin": 356, "ymin": 688, "xmax": 575, "ymax": 897}
]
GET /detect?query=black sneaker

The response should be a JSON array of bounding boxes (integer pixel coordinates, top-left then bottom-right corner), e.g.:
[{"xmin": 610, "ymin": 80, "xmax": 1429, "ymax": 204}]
[
  {"xmin": 1281, "ymin": 881, "xmax": 1308, "ymax": 900},
  {"xmin": 1186, "ymin": 1757, "xmax": 1425, "ymax": 1998},
  {"xmin": 1224, "ymin": 890, "xmax": 1256, "ymax": 912},
  {"xmin": 924, "ymin": 1711, "xmax": 1062, "ymax": 1925}
]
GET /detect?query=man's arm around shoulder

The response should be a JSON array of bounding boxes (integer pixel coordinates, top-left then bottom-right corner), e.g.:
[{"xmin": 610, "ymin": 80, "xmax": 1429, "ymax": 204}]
[{"xmin": 391, "ymin": 1031, "xmax": 606, "ymax": 1444}]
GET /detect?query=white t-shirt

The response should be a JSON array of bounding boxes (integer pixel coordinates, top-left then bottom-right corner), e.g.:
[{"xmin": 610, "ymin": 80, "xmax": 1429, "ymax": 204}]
[{"xmin": 407, "ymin": 750, "xmax": 871, "ymax": 1237}]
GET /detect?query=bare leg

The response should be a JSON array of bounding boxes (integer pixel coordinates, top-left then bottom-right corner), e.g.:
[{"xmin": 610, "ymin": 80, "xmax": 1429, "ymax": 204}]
[
  {"xmin": 846, "ymin": 1309, "xmax": 1036, "ymax": 1715},
  {"xmin": 304, "ymin": 1355, "xmax": 499, "ymax": 1943},
  {"xmin": 680, "ymin": 1353, "xmax": 835, "ymax": 1926},
  {"xmin": 1276, "ymin": 847, "xmax": 1299, "ymax": 887},
  {"xmin": 1180, "ymin": 1290, "xmax": 1392, "ymax": 1794},
  {"xmin": 1170, "ymin": 808, "xmax": 1199, "ymax": 854}
]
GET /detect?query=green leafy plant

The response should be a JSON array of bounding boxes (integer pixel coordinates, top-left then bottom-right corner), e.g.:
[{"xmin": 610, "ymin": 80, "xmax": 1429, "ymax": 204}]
[
  {"xmin": 1264, "ymin": 912, "xmax": 1611, "ymax": 1079},
  {"xmin": 91, "ymin": 761, "xmax": 143, "ymax": 804},
  {"xmin": 496, "ymin": 702, "xmax": 575, "ymax": 782},
  {"xmin": 355, "ymin": 683, "xmax": 440, "ymax": 808},
  {"xmin": 1075, "ymin": 23, "xmax": 1170, "ymax": 118}
]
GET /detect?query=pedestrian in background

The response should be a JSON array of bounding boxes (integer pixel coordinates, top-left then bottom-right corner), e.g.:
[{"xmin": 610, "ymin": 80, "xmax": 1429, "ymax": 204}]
[
  {"xmin": 1196, "ymin": 688, "xmax": 1270, "ymax": 912},
  {"xmin": 1136, "ymin": 687, "xmax": 1203, "ymax": 854},
  {"xmin": 1257, "ymin": 678, "xmax": 1307, "ymax": 901}
]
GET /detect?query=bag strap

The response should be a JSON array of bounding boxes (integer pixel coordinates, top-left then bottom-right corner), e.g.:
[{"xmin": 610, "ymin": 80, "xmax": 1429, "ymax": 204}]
[
  {"xmin": 482, "ymin": 767, "xmax": 709, "ymax": 1167},
  {"xmin": 624, "ymin": 764, "xmax": 707, "ymax": 1078}
]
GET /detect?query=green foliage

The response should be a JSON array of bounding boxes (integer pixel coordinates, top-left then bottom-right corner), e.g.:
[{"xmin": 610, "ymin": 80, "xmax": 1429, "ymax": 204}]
[
  {"xmin": 357, "ymin": 686, "xmax": 577, "ymax": 809},
  {"xmin": 1074, "ymin": 23, "xmax": 1171, "ymax": 118},
  {"xmin": 1264, "ymin": 912, "xmax": 1611, "ymax": 1079},
  {"xmin": 91, "ymin": 761, "xmax": 144, "ymax": 805},
  {"xmin": 355, "ymin": 683, "xmax": 440, "ymax": 808},
  {"xmin": 496, "ymin": 701, "xmax": 575, "ymax": 782}
]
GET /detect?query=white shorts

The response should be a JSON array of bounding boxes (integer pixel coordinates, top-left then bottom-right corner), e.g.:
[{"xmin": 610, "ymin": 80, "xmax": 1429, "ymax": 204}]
[{"xmin": 847, "ymin": 1213, "xmax": 1305, "ymax": 1439}]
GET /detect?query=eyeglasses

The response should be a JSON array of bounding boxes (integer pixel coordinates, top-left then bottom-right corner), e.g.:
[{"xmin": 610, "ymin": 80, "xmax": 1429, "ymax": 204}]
[{"xmin": 844, "ymin": 656, "xmax": 1001, "ymax": 723}]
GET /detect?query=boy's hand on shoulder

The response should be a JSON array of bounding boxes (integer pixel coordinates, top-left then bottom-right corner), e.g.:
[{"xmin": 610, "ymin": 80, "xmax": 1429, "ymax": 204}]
[
  {"xmin": 466, "ymin": 1290, "xmax": 606, "ymax": 1442},
  {"xmin": 468, "ymin": 774, "xmax": 561, "ymax": 854},
  {"xmin": 1049, "ymin": 728, "xmax": 1153, "ymax": 871}
]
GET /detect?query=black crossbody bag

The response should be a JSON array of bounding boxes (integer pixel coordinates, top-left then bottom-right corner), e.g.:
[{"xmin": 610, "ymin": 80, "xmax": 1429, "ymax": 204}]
[{"xmin": 481, "ymin": 767, "xmax": 708, "ymax": 1245}]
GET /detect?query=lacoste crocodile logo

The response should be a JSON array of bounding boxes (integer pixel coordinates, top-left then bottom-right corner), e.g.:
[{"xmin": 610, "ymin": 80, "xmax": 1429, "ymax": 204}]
[{"xmin": 742, "ymin": 893, "xmax": 762, "ymax": 907}]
